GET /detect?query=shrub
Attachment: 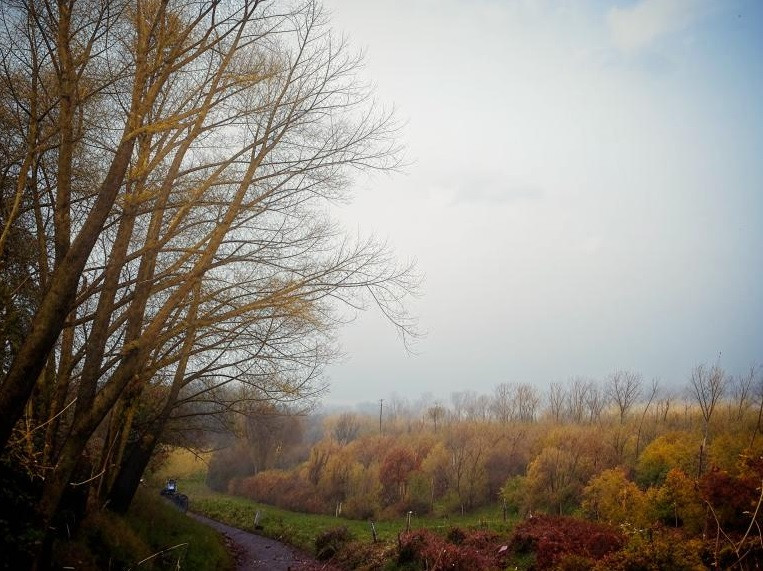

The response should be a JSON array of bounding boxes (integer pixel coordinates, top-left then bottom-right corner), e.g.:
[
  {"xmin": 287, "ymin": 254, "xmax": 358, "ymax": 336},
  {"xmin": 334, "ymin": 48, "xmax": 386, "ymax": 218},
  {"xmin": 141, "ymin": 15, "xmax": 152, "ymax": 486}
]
[
  {"xmin": 636, "ymin": 432, "xmax": 696, "ymax": 486},
  {"xmin": 342, "ymin": 495, "xmax": 379, "ymax": 520},
  {"xmin": 315, "ymin": 526, "xmax": 354, "ymax": 561},
  {"xmin": 446, "ymin": 526, "xmax": 467, "ymax": 545},
  {"xmin": 510, "ymin": 514, "xmax": 625, "ymax": 569},
  {"xmin": 330, "ymin": 539, "xmax": 397, "ymax": 571},
  {"xmin": 698, "ymin": 467, "xmax": 761, "ymax": 533},
  {"xmin": 397, "ymin": 529, "xmax": 508, "ymax": 571},
  {"xmin": 595, "ymin": 527, "xmax": 705, "ymax": 571},
  {"xmin": 236, "ymin": 470, "xmax": 328, "ymax": 514}
]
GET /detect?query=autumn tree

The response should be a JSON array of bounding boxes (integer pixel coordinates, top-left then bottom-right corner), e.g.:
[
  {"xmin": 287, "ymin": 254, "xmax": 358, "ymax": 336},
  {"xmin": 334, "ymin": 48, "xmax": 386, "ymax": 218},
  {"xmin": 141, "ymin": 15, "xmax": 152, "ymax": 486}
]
[
  {"xmin": 427, "ymin": 402, "xmax": 446, "ymax": 432},
  {"xmin": 581, "ymin": 467, "xmax": 645, "ymax": 526},
  {"xmin": 526, "ymin": 446, "xmax": 588, "ymax": 515},
  {"xmin": 380, "ymin": 446, "xmax": 418, "ymax": 506}
]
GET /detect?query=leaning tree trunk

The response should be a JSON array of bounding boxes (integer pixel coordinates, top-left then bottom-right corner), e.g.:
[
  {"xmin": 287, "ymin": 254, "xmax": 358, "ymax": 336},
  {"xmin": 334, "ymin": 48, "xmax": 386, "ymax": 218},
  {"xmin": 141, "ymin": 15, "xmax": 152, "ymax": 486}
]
[{"xmin": 0, "ymin": 136, "xmax": 138, "ymax": 452}]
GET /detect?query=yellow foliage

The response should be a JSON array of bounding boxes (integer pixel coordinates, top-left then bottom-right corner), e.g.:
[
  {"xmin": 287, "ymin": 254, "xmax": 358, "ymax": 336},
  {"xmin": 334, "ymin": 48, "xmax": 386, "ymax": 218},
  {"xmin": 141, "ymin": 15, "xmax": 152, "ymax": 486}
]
[
  {"xmin": 652, "ymin": 468, "xmax": 705, "ymax": 534},
  {"xmin": 582, "ymin": 468, "xmax": 646, "ymax": 526},
  {"xmin": 636, "ymin": 431, "xmax": 698, "ymax": 485},
  {"xmin": 153, "ymin": 447, "xmax": 210, "ymax": 482}
]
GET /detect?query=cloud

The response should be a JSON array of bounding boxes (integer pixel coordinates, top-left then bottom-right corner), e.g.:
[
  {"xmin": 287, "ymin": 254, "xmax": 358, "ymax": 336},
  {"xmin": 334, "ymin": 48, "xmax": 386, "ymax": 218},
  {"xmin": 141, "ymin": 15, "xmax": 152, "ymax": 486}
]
[{"xmin": 607, "ymin": 0, "xmax": 712, "ymax": 53}]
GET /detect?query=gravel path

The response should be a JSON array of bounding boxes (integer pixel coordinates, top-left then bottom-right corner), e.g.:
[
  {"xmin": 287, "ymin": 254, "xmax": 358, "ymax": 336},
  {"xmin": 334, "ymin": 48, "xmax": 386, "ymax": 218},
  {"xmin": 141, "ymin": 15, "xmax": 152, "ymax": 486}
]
[{"xmin": 189, "ymin": 512, "xmax": 333, "ymax": 571}]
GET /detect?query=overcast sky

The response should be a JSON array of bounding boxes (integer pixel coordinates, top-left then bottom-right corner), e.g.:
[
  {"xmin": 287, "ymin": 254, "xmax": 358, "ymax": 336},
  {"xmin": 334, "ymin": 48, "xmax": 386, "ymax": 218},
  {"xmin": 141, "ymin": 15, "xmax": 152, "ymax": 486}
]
[{"xmin": 319, "ymin": 0, "xmax": 763, "ymax": 407}]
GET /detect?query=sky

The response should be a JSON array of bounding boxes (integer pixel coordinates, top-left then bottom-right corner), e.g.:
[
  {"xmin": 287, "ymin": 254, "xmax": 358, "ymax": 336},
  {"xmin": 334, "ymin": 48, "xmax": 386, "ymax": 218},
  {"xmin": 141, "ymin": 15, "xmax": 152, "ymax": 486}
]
[{"xmin": 319, "ymin": 0, "xmax": 763, "ymax": 407}]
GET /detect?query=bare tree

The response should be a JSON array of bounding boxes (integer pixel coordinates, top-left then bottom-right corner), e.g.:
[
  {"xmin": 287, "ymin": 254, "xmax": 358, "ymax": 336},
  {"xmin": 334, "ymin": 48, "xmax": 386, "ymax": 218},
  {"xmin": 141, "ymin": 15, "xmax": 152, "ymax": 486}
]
[
  {"xmin": 655, "ymin": 388, "xmax": 676, "ymax": 424},
  {"xmin": 451, "ymin": 391, "xmax": 469, "ymax": 422},
  {"xmin": 689, "ymin": 363, "xmax": 727, "ymax": 476},
  {"xmin": 584, "ymin": 380, "xmax": 608, "ymax": 424},
  {"xmin": 565, "ymin": 377, "xmax": 589, "ymax": 423},
  {"xmin": 547, "ymin": 382, "xmax": 565, "ymax": 422},
  {"xmin": 750, "ymin": 366, "xmax": 763, "ymax": 448},
  {"xmin": 0, "ymin": 0, "xmax": 186, "ymax": 448},
  {"xmin": 465, "ymin": 392, "xmax": 491, "ymax": 422},
  {"xmin": 427, "ymin": 402, "xmax": 446, "ymax": 432},
  {"xmin": 515, "ymin": 383, "xmax": 539, "ymax": 422},
  {"xmin": 730, "ymin": 365, "xmax": 756, "ymax": 421},
  {"xmin": 635, "ymin": 378, "xmax": 659, "ymax": 458},
  {"xmin": 492, "ymin": 382, "xmax": 516, "ymax": 424},
  {"xmin": 607, "ymin": 370, "xmax": 643, "ymax": 424}
]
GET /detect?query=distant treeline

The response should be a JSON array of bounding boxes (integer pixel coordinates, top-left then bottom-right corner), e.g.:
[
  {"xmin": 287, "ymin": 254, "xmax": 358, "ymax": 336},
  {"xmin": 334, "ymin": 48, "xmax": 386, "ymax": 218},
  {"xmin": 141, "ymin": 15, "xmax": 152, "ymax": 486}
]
[{"xmin": 207, "ymin": 364, "xmax": 763, "ymax": 566}]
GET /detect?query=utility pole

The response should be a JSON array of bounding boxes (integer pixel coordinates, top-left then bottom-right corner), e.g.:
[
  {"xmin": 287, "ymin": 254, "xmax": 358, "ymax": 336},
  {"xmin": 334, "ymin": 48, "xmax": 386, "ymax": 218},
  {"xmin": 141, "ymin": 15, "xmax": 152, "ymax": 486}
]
[{"xmin": 379, "ymin": 399, "xmax": 384, "ymax": 434}]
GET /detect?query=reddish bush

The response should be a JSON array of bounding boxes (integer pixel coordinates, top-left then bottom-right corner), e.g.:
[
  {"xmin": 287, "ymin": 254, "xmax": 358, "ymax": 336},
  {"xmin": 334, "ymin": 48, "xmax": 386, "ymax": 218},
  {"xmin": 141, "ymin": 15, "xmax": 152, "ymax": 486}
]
[
  {"xmin": 510, "ymin": 514, "xmax": 625, "ymax": 569},
  {"xmin": 698, "ymin": 468, "xmax": 761, "ymax": 533},
  {"xmin": 397, "ymin": 528, "xmax": 508, "ymax": 571},
  {"xmin": 236, "ymin": 470, "xmax": 328, "ymax": 514}
]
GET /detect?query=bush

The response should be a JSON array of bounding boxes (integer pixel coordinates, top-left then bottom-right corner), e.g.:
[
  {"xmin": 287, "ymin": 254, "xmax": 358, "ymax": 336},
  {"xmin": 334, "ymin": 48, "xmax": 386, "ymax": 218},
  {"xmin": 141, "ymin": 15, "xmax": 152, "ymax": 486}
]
[
  {"xmin": 511, "ymin": 514, "xmax": 625, "ymax": 569},
  {"xmin": 314, "ymin": 525, "xmax": 354, "ymax": 561},
  {"xmin": 342, "ymin": 495, "xmax": 379, "ymax": 520},
  {"xmin": 330, "ymin": 539, "xmax": 397, "ymax": 571},
  {"xmin": 446, "ymin": 526, "xmax": 467, "ymax": 545},
  {"xmin": 698, "ymin": 467, "xmax": 761, "ymax": 533},
  {"xmin": 82, "ymin": 511, "xmax": 151, "ymax": 568},
  {"xmin": 595, "ymin": 527, "xmax": 705, "ymax": 571},
  {"xmin": 236, "ymin": 470, "xmax": 328, "ymax": 514},
  {"xmin": 397, "ymin": 528, "xmax": 508, "ymax": 571}
]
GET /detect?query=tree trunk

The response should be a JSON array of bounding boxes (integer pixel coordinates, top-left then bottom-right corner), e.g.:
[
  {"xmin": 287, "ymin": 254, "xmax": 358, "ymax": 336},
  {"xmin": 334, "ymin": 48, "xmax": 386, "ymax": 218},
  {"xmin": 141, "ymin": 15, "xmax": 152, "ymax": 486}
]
[
  {"xmin": 0, "ymin": 136, "xmax": 137, "ymax": 452},
  {"xmin": 108, "ymin": 434, "xmax": 159, "ymax": 514},
  {"xmin": 108, "ymin": 280, "xmax": 202, "ymax": 513}
]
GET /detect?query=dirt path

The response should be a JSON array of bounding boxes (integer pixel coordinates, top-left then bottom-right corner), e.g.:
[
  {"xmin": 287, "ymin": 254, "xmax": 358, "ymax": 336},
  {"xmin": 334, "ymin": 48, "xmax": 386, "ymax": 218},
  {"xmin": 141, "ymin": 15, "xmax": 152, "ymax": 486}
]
[{"xmin": 189, "ymin": 512, "xmax": 332, "ymax": 571}]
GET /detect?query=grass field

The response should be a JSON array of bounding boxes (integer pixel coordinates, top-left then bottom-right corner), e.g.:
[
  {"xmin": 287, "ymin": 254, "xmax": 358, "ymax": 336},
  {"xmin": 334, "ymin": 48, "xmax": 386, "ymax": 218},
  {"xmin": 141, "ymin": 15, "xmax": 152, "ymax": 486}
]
[{"xmin": 153, "ymin": 449, "xmax": 518, "ymax": 555}]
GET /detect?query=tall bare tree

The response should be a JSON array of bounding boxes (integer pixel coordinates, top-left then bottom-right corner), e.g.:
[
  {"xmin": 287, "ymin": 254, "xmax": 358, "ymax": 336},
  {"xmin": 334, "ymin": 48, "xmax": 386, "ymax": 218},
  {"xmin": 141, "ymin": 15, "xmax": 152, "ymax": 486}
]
[
  {"xmin": 492, "ymin": 382, "xmax": 516, "ymax": 424},
  {"xmin": 689, "ymin": 362, "xmax": 726, "ymax": 476},
  {"xmin": 607, "ymin": 370, "xmax": 642, "ymax": 424},
  {"xmin": 547, "ymin": 382, "xmax": 565, "ymax": 422}
]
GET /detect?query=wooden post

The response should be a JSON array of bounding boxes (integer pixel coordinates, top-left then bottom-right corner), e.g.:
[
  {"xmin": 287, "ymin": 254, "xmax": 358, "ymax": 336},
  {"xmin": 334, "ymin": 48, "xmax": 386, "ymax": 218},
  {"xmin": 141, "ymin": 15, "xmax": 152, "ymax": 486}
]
[{"xmin": 369, "ymin": 520, "xmax": 378, "ymax": 543}]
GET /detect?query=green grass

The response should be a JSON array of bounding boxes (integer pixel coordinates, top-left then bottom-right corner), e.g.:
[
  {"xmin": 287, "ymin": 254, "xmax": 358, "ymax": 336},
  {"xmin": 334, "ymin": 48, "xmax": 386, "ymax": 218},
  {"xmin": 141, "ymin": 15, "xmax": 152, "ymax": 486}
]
[
  {"xmin": 126, "ymin": 488, "xmax": 234, "ymax": 570},
  {"xmin": 179, "ymin": 477, "xmax": 517, "ymax": 554},
  {"xmin": 151, "ymin": 448, "xmax": 520, "ymax": 565},
  {"xmin": 53, "ymin": 487, "xmax": 234, "ymax": 570}
]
